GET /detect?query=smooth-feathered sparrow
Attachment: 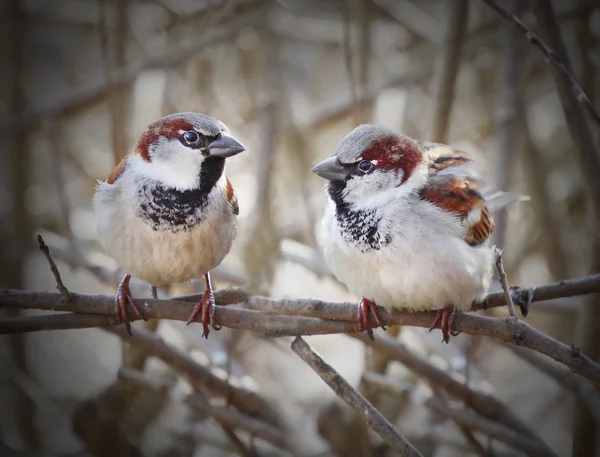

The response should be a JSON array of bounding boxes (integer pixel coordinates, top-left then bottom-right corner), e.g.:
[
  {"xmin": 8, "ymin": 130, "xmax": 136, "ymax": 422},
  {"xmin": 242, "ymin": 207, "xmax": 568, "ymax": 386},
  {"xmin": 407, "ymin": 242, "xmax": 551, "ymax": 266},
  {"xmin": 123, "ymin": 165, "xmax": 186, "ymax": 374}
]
[
  {"xmin": 312, "ymin": 124, "xmax": 522, "ymax": 342},
  {"xmin": 94, "ymin": 112, "xmax": 245, "ymax": 337}
]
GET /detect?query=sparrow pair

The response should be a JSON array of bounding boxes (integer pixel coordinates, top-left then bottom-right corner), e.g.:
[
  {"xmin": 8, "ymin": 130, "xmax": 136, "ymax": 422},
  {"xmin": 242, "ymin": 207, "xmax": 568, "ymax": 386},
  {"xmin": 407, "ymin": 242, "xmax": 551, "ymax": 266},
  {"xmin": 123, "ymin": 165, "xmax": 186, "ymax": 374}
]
[{"xmin": 94, "ymin": 112, "xmax": 516, "ymax": 342}]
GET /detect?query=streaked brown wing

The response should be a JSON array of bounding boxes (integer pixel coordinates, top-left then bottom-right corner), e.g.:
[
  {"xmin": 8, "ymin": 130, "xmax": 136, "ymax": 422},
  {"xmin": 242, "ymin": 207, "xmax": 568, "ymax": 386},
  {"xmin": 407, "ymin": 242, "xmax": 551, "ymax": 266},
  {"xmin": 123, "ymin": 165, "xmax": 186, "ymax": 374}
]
[{"xmin": 419, "ymin": 175, "xmax": 495, "ymax": 246}]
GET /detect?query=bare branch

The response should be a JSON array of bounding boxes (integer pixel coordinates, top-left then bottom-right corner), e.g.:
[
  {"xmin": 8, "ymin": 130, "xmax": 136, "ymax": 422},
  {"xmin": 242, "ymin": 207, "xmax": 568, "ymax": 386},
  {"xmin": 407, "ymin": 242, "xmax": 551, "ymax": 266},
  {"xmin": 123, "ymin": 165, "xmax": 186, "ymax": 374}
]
[
  {"xmin": 495, "ymin": 251, "xmax": 516, "ymax": 317},
  {"xmin": 290, "ymin": 336, "xmax": 423, "ymax": 457},
  {"xmin": 36, "ymin": 234, "xmax": 72, "ymax": 302},
  {"xmin": 2, "ymin": 273, "xmax": 600, "ymax": 384},
  {"xmin": 481, "ymin": 0, "xmax": 600, "ymax": 126}
]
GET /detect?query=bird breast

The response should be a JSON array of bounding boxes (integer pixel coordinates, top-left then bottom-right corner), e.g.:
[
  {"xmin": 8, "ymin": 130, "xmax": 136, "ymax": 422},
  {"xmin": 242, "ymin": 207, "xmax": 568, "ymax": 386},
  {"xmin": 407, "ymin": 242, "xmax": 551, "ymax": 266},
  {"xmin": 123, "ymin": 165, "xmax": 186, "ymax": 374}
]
[
  {"xmin": 94, "ymin": 176, "xmax": 237, "ymax": 286},
  {"xmin": 321, "ymin": 198, "xmax": 495, "ymax": 311}
]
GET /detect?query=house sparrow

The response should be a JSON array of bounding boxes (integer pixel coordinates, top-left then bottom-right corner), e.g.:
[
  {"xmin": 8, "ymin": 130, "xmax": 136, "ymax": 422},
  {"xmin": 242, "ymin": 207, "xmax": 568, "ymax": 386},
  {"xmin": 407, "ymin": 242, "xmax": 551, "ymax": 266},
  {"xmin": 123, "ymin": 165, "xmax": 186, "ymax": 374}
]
[
  {"xmin": 93, "ymin": 112, "xmax": 245, "ymax": 337},
  {"xmin": 312, "ymin": 124, "xmax": 523, "ymax": 342}
]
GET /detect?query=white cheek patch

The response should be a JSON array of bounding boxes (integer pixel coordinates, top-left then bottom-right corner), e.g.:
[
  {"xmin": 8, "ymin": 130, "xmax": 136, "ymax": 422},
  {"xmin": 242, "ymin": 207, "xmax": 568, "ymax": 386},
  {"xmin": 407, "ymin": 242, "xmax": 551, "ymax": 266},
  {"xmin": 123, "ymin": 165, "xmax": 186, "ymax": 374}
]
[{"xmin": 134, "ymin": 141, "xmax": 205, "ymax": 190}]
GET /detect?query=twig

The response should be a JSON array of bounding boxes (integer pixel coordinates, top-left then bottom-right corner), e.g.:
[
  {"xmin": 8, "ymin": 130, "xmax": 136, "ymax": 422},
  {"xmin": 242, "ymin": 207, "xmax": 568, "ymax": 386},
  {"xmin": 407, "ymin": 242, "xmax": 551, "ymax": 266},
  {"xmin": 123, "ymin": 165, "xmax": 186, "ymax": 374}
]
[
  {"xmin": 426, "ymin": 397, "xmax": 555, "ymax": 457},
  {"xmin": 357, "ymin": 333, "xmax": 558, "ymax": 457},
  {"xmin": 290, "ymin": 336, "xmax": 423, "ymax": 457},
  {"xmin": 494, "ymin": 250, "xmax": 516, "ymax": 317},
  {"xmin": 481, "ymin": 0, "xmax": 600, "ymax": 126},
  {"xmin": 36, "ymin": 234, "xmax": 71, "ymax": 302}
]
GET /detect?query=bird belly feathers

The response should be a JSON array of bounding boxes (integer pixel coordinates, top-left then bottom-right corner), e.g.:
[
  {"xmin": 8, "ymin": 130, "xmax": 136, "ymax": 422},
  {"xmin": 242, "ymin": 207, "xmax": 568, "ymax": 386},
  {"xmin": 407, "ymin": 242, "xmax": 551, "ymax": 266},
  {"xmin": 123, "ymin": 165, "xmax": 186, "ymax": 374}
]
[
  {"xmin": 322, "ymin": 201, "xmax": 495, "ymax": 311},
  {"xmin": 94, "ymin": 176, "xmax": 237, "ymax": 286}
]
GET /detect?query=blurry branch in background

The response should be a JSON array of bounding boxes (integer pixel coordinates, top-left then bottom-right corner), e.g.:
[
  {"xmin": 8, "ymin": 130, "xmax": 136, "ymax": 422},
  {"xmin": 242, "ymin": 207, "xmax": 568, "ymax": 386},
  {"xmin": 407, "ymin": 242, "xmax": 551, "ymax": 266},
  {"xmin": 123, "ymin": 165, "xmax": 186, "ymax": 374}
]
[
  {"xmin": 425, "ymin": 396, "xmax": 554, "ymax": 457},
  {"xmin": 491, "ymin": 0, "xmax": 521, "ymax": 247},
  {"xmin": 358, "ymin": 333, "xmax": 558, "ymax": 457},
  {"xmin": 497, "ymin": 343, "xmax": 600, "ymax": 422},
  {"xmin": 0, "ymin": 4, "xmax": 268, "ymax": 136},
  {"xmin": 528, "ymin": 2, "xmax": 600, "ymax": 456},
  {"xmin": 241, "ymin": 26, "xmax": 280, "ymax": 295},
  {"xmin": 363, "ymin": 371, "xmax": 553, "ymax": 457},
  {"xmin": 98, "ymin": 0, "xmax": 130, "ymax": 163},
  {"xmin": 360, "ymin": 373, "xmax": 489, "ymax": 457},
  {"xmin": 106, "ymin": 326, "xmax": 282, "ymax": 428},
  {"xmin": 428, "ymin": 0, "xmax": 469, "ymax": 143},
  {"xmin": 481, "ymin": 0, "xmax": 600, "ymax": 127},
  {"xmin": 304, "ymin": 2, "xmax": 590, "ymax": 133},
  {"xmin": 291, "ymin": 336, "xmax": 424, "ymax": 457}
]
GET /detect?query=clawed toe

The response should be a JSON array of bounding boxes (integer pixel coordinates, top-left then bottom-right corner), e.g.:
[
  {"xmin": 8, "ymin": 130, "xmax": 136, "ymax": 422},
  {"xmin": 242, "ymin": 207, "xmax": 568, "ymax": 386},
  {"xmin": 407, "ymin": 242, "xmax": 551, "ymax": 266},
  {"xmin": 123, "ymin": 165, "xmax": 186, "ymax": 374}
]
[
  {"xmin": 357, "ymin": 298, "xmax": 385, "ymax": 340},
  {"xmin": 186, "ymin": 272, "xmax": 220, "ymax": 339},
  {"xmin": 114, "ymin": 274, "xmax": 146, "ymax": 336},
  {"xmin": 429, "ymin": 306, "xmax": 458, "ymax": 344}
]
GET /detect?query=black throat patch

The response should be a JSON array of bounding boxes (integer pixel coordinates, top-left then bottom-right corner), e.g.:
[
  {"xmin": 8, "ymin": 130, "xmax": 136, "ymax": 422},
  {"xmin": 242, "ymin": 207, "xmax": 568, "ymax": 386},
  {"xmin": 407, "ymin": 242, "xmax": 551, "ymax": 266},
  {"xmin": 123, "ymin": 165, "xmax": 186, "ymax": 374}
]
[
  {"xmin": 327, "ymin": 181, "xmax": 390, "ymax": 252},
  {"xmin": 136, "ymin": 157, "xmax": 225, "ymax": 232}
]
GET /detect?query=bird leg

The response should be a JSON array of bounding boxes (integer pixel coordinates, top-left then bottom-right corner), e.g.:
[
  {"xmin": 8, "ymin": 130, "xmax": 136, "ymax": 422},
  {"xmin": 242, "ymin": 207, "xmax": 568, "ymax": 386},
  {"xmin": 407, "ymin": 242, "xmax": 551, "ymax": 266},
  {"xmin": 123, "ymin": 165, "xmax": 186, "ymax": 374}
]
[
  {"xmin": 429, "ymin": 305, "xmax": 459, "ymax": 344},
  {"xmin": 357, "ymin": 297, "xmax": 386, "ymax": 340},
  {"xmin": 187, "ymin": 272, "xmax": 222, "ymax": 338},
  {"xmin": 114, "ymin": 274, "xmax": 147, "ymax": 336}
]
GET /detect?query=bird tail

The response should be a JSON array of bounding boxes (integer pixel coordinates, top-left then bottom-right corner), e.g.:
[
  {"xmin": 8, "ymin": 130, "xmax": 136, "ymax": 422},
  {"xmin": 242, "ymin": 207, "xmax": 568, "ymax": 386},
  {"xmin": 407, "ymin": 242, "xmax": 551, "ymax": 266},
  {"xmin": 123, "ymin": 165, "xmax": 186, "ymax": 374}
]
[{"xmin": 483, "ymin": 189, "xmax": 530, "ymax": 211}]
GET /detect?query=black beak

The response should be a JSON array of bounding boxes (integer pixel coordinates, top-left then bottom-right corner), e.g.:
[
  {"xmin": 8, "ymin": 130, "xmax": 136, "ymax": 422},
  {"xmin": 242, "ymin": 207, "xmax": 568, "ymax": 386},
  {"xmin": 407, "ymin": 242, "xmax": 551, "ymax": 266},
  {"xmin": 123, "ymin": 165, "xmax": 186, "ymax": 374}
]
[
  {"xmin": 311, "ymin": 156, "xmax": 348, "ymax": 181},
  {"xmin": 208, "ymin": 135, "xmax": 245, "ymax": 158}
]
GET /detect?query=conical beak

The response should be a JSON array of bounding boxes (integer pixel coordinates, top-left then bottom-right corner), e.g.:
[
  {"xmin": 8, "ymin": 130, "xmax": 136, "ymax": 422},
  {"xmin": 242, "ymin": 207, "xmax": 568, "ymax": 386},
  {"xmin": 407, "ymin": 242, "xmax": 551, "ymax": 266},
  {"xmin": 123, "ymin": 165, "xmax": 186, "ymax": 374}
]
[
  {"xmin": 311, "ymin": 156, "xmax": 348, "ymax": 181},
  {"xmin": 208, "ymin": 135, "xmax": 245, "ymax": 158}
]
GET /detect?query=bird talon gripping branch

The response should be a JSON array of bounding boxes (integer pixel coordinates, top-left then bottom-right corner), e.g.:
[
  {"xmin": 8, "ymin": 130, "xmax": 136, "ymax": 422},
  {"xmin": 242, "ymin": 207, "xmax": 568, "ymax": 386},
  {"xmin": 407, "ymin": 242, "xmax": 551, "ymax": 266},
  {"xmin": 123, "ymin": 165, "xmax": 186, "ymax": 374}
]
[
  {"xmin": 312, "ymin": 124, "xmax": 526, "ymax": 344},
  {"xmin": 94, "ymin": 113, "xmax": 245, "ymax": 337}
]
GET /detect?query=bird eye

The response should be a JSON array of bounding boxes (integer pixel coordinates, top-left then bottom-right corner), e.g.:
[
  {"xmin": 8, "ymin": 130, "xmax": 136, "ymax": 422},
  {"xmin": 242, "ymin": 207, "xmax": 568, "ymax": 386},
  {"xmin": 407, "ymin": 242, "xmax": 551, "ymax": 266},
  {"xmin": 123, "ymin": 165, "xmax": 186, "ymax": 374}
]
[
  {"xmin": 182, "ymin": 131, "xmax": 200, "ymax": 145},
  {"xmin": 358, "ymin": 160, "xmax": 374, "ymax": 173}
]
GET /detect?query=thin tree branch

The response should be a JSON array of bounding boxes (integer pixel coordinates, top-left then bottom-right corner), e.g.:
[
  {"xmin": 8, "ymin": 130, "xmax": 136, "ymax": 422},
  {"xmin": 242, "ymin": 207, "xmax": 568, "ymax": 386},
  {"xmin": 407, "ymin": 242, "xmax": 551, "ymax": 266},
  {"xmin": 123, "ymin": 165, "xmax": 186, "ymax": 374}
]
[
  {"xmin": 36, "ymin": 234, "xmax": 71, "ymax": 302},
  {"xmin": 290, "ymin": 336, "xmax": 423, "ymax": 457},
  {"xmin": 481, "ymin": 0, "xmax": 600, "ymax": 127},
  {"xmin": 495, "ymin": 251, "xmax": 516, "ymax": 317}
]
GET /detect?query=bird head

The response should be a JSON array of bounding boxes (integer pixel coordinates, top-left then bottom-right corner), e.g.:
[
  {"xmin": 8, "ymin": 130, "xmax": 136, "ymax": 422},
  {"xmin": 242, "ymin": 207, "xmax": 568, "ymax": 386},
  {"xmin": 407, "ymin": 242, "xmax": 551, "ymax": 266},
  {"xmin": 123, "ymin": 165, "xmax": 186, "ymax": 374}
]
[
  {"xmin": 311, "ymin": 124, "xmax": 426, "ymax": 209},
  {"xmin": 131, "ymin": 112, "xmax": 245, "ymax": 191}
]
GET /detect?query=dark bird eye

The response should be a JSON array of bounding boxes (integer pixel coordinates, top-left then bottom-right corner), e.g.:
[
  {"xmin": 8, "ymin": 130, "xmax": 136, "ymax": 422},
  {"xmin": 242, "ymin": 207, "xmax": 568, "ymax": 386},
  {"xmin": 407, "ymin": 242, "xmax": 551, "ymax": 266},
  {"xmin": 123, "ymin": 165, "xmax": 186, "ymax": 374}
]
[
  {"xmin": 182, "ymin": 131, "xmax": 200, "ymax": 145},
  {"xmin": 358, "ymin": 160, "xmax": 373, "ymax": 173}
]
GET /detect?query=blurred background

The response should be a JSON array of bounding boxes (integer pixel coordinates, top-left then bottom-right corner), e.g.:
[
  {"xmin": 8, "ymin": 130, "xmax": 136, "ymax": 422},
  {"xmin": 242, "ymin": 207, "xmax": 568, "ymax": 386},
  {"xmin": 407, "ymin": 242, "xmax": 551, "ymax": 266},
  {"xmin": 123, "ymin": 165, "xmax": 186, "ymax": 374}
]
[{"xmin": 1, "ymin": 0, "xmax": 599, "ymax": 456}]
